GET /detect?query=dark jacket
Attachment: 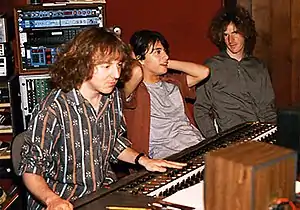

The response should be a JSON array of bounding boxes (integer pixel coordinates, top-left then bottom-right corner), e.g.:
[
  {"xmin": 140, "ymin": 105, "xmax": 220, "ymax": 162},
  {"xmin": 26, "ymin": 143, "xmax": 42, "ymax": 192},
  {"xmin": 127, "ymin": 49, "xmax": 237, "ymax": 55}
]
[
  {"xmin": 194, "ymin": 52, "xmax": 277, "ymax": 138},
  {"xmin": 123, "ymin": 72, "xmax": 196, "ymax": 155}
]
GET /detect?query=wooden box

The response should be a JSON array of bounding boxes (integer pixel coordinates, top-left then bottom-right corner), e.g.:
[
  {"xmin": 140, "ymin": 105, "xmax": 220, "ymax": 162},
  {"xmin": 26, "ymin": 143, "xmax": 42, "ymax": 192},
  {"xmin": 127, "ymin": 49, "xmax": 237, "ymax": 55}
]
[{"xmin": 204, "ymin": 141, "xmax": 297, "ymax": 210}]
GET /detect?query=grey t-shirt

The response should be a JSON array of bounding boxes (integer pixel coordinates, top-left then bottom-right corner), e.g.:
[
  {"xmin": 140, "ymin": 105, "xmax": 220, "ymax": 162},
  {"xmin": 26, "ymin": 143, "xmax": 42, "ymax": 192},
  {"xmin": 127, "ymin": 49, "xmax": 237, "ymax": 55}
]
[{"xmin": 144, "ymin": 81, "xmax": 203, "ymax": 159}]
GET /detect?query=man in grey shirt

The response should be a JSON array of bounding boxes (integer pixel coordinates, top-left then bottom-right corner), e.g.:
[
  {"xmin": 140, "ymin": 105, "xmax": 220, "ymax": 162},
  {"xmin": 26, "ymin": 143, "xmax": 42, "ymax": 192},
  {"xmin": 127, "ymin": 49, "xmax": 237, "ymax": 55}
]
[
  {"xmin": 145, "ymin": 80, "xmax": 203, "ymax": 159},
  {"xmin": 122, "ymin": 30, "xmax": 210, "ymax": 159},
  {"xmin": 194, "ymin": 6, "xmax": 277, "ymax": 138}
]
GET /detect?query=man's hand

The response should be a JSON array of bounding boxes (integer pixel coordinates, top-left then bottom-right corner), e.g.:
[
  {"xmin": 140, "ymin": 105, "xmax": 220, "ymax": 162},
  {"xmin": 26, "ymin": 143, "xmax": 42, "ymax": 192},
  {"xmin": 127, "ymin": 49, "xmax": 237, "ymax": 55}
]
[
  {"xmin": 22, "ymin": 173, "xmax": 73, "ymax": 210},
  {"xmin": 46, "ymin": 196, "xmax": 73, "ymax": 210},
  {"xmin": 139, "ymin": 156, "xmax": 187, "ymax": 172}
]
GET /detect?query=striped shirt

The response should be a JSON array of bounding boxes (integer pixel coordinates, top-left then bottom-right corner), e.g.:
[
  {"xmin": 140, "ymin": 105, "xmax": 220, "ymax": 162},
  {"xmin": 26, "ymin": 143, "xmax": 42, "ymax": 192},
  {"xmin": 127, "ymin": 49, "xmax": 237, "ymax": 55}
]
[{"xmin": 18, "ymin": 88, "xmax": 131, "ymax": 210}]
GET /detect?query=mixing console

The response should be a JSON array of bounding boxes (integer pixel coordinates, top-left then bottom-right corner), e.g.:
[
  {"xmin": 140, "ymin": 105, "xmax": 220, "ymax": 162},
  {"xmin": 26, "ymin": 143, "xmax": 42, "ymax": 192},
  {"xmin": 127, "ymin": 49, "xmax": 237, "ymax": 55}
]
[
  {"xmin": 116, "ymin": 122, "xmax": 277, "ymax": 198},
  {"xmin": 74, "ymin": 122, "xmax": 277, "ymax": 209}
]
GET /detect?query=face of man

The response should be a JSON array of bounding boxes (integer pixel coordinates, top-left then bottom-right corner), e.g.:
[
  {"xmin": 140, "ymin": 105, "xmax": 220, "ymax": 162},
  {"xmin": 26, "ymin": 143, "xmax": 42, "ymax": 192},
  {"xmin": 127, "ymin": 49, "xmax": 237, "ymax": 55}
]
[
  {"xmin": 88, "ymin": 60, "xmax": 122, "ymax": 94},
  {"xmin": 224, "ymin": 22, "xmax": 245, "ymax": 60},
  {"xmin": 140, "ymin": 41, "xmax": 169, "ymax": 82}
]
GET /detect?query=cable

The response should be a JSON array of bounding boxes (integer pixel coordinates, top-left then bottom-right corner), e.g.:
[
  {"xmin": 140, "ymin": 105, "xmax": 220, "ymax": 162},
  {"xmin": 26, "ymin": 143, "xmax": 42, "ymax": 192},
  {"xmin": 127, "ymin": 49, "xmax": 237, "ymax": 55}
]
[{"xmin": 270, "ymin": 197, "xmax": 298, "ymax": 210}]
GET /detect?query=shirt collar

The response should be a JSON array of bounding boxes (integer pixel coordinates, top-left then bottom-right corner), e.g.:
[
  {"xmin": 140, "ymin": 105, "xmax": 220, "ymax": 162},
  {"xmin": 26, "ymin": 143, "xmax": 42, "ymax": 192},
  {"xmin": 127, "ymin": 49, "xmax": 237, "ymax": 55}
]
[
  {"xmin": 64, "ymin": 88, "xmax": 116, "ymax": 106},
  {"xmin": 219, "ymin": 50, "xmax": 252, "ymax": 61}
]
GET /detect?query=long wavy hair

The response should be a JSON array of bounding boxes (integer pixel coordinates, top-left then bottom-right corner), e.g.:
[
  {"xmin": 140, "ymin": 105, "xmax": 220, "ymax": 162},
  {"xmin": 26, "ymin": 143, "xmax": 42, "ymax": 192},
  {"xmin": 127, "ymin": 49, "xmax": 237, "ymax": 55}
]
[
  {"xmin": 208, "ymin": 6, "xmax": 257, "ymax": 55},
  {"xmin": 50, "ymin": 27, "xmax": 129, "ymax": 92}
]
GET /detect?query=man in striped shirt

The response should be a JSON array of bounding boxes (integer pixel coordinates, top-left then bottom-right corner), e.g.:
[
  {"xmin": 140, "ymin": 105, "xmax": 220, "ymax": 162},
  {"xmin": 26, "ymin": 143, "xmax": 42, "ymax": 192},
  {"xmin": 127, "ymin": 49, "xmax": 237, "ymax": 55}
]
[{"xmin": 18, "ymin": 27, "xmax": 185, "ymax": 210}]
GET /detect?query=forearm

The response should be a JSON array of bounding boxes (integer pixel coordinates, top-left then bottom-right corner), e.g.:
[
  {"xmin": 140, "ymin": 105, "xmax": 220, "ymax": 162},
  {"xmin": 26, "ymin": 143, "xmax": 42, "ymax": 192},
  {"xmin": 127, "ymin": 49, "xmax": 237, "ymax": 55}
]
[
  {"xmin": 260, "ymin": 100, "xmax": 277, "ymax": 122},
  {"xmin": 194, "ymin": 105, "xmax": 217, "ymax": 138},
  {"xmin": 117, "ymin": 147, "xmax": 152, "ymax": 169},
  {"xmin": 117, "ymin": 147, "xmax": 141, "ymax": 165},
  {"xmin": 264, "ymin": 108, "xmax": 277, "ymax": 122},
  {"xmin": 23, "ymin": 173, "xmax": 61, "ymax": 205},
  {"xmin": 117, "ymin": 147, "xmax": 186, "ymax": 172},
  {"xmin": 194, "ymin": 83, "xmax": 217, "ymax": 137},
  {"xmin": 260, "ymin": 68, "xmax": 277, "ymax": 122},
  {"xmin": 195, "ymin": 112, "xmax": 217, "ymax": 138},
  {"xmin": 168, "ymin": 60, "xmax": 209, "ymax": 87},
  {"xmin": 123, "ymin": 65, "xmax": 143, "ymax": 99}
]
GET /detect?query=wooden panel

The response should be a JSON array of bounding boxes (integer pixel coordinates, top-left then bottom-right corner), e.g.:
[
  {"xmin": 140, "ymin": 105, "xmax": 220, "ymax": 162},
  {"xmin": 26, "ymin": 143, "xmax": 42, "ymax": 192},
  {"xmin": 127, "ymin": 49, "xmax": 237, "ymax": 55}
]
[
  {"xmin": 254, "ymin": 156, "xmax": 296, "ymax": 209},
  {"xmin": 235, "ymin": 0, "xmax": 300, "ymax": 107},
  {"xmin": 236, "ymin": 0, "xmax": 252, "ymax": 12},
  {"xmin": 205, "ymin": 141, "xmax": 297, "ymax": 210},
  {"xmin": 252, "ymin": 0, "xmax": 271, "ymax": 70},
  {"xmin": 291, "ymin": 0, "xmax": 300, "ymax": 105},
  {"xmin": 271, "ymin": 0, "xmax": 292, "ymax": 107}
]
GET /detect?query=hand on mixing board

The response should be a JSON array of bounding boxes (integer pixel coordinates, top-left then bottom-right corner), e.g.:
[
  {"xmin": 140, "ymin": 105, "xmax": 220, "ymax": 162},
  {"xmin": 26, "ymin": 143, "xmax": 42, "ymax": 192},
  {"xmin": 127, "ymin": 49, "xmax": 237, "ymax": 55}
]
[
  {"xmin": 139, "ymin": 157, "xmax": 187, "ymax": 172},
  {"xmin": 45, "ymin": 195, "xmax": 73, "ymax": 210}
]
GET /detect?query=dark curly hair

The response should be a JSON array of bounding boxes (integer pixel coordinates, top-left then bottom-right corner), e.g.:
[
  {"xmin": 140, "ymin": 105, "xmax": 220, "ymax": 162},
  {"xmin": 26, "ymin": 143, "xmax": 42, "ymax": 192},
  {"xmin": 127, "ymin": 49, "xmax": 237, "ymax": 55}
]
[
  {"xmin": 50, "ymin": 27, "xmax": 129, "ymax": 92},
  {"xmin": 129, "ymin": 30, "xmax": 170, "ymax": 61},
  {"xmin": 208, "ymin": 6, "xmax": 257, "ymax": 55},
  {"xmin": 118, "ymin": 30, "xmax": 170, "ymax": 86}
]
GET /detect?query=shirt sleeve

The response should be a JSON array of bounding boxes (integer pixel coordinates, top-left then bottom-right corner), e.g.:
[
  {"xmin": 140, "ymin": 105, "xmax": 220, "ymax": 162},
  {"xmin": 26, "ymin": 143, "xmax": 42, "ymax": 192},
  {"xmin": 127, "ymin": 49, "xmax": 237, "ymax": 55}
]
[
  {"xmin": 119, "ymin": 88, "xmax": 137, "ymax": 110},
  {"xmin": 18, "ymin": 106, "xmax": 61, "ymax": 177},
  {"xmin": 110, "ymin": 136, "xmax": 132, "ymax": 163},
  {"xmin": 194, "ymin": 60, "xmax": 217, "ymax": 138},
  {"xmin": 110, "ymin": 94, "xmax": 132, "ymax": 163},
  {"xmin": 166, "ymin": 71, "xmax": 196, "ymax": 100}
]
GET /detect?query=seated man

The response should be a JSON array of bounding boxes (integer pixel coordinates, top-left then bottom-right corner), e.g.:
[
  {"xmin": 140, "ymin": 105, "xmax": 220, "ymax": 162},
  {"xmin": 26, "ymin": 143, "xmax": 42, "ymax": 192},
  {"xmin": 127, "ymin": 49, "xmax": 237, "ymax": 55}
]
[
  {"xmin": 17, "ymin": 27, "xmax": 185, "ymax": 210},
  {"xmin": 194, "ymin": 6, "xmax": 277, "ymax": 138},
  {"xmin": 122, "ymin": 30, "xmax": 210, "ymax": 159}
]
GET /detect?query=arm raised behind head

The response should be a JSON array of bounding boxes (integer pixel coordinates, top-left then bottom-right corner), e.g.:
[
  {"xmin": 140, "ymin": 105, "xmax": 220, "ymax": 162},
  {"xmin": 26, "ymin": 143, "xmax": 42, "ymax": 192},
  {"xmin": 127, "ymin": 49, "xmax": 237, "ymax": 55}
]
[{"xmin": 168, "ymin": 60, "xmax": 210, "ymax": 87}]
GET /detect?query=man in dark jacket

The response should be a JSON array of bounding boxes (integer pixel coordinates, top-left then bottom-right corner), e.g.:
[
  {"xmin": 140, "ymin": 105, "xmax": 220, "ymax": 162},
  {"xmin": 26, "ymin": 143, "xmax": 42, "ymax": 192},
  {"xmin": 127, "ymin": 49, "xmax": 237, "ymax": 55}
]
[{"xmin": 194, "ymin": 6, "xmax": 277, "ymax": 138}]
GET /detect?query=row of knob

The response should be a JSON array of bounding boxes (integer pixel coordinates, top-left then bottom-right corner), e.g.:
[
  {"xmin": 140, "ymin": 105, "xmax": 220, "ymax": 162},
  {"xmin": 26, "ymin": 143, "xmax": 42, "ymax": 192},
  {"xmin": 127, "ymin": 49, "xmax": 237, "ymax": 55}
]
[{"xmin": 119, "ymin": 123, "xmax": 277, "ymax": 197}]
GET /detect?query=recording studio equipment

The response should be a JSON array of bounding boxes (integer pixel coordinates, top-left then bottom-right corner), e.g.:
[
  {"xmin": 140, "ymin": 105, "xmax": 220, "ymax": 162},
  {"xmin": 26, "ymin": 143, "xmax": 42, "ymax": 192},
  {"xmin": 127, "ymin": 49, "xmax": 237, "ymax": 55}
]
[
  {"xmin": 8, "ymin": 76, "xmax": 24, "ymax": 136},
  {"xmin": 14, "ymin": 3, "xmax": 105, "ymax": 74},
  {"xmin": 19, "ymin": 74, "xmax": 51, "ymax": 129},
  {"xmin": 0, "ymin": 16, "xmax": 7, "ymax": 44},
  {"xmin": 0, "ymin": 14, "xmax": 12, "ymax": 77},
  {"xmin": 73, "ymin": 122, "xmax": 277, "ymax": 210},
  {"xmin": 111, "ymin": 26, "xmax": 121, "ymax": 37},
  {"xmin": 0, "ymin": 82, "xmax": 9, "ymax": 104},
  {"xmin": 0, "ymin": 80, "xmax": 13, "ymax": 135},
  {"xmin": 205, "ymin": 141, "xmax": 297, "ymax": 210},
  {"xmin": 0, "ymin": 57, "xmax": 7, "ymax": 77},
  {"xmin": 0, "ymin": 186, "xmax": 7, "ymax": 205},
  {"xmin": 0, "ymin": 44, "xmax": 6, "ymax": 57},
  {"xmin": 30, "ymin": 0, "xmax": 41, "ymax": 5}
]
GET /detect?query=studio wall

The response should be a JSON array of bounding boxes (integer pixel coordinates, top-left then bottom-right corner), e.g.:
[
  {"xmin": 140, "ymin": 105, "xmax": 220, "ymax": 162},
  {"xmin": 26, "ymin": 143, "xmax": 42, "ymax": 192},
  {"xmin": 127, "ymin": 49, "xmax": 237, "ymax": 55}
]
[{"xmin": 106, "ymin": 0, "xmax": 221, "ymax": 63}]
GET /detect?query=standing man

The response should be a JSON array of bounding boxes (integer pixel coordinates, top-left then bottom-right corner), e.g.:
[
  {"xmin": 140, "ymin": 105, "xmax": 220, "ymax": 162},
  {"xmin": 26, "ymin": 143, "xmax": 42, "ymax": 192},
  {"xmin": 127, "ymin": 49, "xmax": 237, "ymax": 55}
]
[
  {"xmin": 17, "ymin": 27, "xmax": 185, "ymax": 210},
  {"xmin": 194, "ymin": 6, "xmax": 277, "ymax": 138},
  {"xmin": 122, "ymin": 30, "xmax": 210, "ymax": 159}
]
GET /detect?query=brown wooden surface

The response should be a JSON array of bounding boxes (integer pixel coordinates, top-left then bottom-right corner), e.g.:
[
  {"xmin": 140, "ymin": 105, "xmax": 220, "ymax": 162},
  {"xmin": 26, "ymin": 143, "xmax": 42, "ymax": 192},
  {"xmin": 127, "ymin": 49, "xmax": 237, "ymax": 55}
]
[
  {"xmin": 205, "ymin": 141, "xmax": 297, "ymax": 210},
  {"xmin": 252, "ymin": 0, "xmax": 271, "ymax": 69},
  {"xmin": 236, "ymin": 0, "xmax": 251, "ymax": 12},
  {"xmin": 271, "ymin": 0, "xmax": 292, "ymax": 107},
  {"xmin": 291, "ymin": 0, "xmax": 300, "ymax": 105}
]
